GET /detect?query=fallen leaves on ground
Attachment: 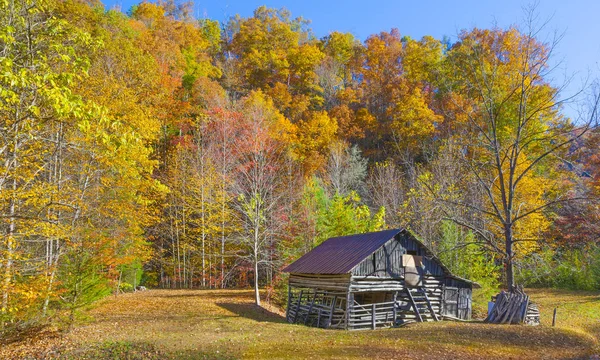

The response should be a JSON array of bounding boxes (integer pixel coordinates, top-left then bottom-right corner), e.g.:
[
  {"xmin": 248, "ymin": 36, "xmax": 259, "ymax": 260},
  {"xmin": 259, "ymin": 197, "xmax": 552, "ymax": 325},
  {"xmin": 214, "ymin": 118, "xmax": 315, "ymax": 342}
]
[{"xmin": 0, "ymin": 288, "xmax": 598, "ymax": 359}]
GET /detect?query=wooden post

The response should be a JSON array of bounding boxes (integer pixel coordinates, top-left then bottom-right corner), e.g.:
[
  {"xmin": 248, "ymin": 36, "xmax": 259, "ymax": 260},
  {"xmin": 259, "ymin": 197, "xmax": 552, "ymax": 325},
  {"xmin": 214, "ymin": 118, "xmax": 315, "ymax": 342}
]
[
  {"xmin": 327, "ymin": 295, "xmax": 337, "ymax": 328},
  {"xmin": 371, "ymin": 303, "xmax": 376, "ymax": 330},
  {"xmin": 286, "ymin": 285, "xmax": 292, "ymax": 321},
  {"xmin": 392, "ymin": 291, "xmax": 398, "ymax": 325},
  {"xmin": 441, "ymin": 284, "xmax": 446, "ymax": 316},
  {"xmin": 316, "ymin": 308, "xmax": 322, "ymax": 328},
  {"xmin": 345, "ymin": 292, "xmax": 354, "ymax": 330},
  {"xmin": 305, "ymin": 289, "xmax": 317, "ymax": 325},
  {"xmin": 552, "ymin": 307, "xmax": 557, "ymax": 327},
  {"xmin": 292, "ymin": 290, "xmax": 303, "ymax": 323}
]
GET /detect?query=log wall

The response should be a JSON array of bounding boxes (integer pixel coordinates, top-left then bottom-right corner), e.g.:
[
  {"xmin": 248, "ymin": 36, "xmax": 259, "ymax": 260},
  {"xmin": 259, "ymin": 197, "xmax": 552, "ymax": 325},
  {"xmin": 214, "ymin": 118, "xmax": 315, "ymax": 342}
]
[
  {"xmin": 347, "ymin": 274, "xmax": 446, "ymax": 329},
  {"xmin": 289, "ymin": 273, "xmax": 351, "ymax": 291}
]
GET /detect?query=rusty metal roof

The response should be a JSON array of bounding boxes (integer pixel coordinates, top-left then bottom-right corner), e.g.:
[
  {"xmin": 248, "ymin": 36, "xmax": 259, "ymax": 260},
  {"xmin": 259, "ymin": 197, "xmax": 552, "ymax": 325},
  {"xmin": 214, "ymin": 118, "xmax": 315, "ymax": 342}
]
[{"xmin": 283, "ymin": 229, "xmax": 404, "ymax": 274}]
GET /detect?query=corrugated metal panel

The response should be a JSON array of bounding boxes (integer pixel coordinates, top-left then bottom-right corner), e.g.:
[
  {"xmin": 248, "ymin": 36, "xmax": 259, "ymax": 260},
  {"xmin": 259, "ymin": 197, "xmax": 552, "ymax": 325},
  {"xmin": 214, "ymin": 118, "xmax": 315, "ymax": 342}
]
[{"xmin": 283, "ymin": 229, "xmax": 404, "ymax": 274}]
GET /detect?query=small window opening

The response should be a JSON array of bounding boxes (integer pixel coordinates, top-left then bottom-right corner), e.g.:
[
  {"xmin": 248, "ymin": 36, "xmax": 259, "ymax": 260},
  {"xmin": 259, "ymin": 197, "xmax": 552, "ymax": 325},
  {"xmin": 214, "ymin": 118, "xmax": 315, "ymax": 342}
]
[{"xmin": 406, "ymin": 250, "xmax": 418, "ymax": 255}]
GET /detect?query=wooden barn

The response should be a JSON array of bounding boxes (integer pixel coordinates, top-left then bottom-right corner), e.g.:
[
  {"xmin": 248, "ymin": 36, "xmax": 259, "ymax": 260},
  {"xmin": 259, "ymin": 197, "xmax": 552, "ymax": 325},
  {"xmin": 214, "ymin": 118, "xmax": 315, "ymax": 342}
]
[{"xmin": 283, "ymin": 228, "xmax": 478, "ymax": 330}]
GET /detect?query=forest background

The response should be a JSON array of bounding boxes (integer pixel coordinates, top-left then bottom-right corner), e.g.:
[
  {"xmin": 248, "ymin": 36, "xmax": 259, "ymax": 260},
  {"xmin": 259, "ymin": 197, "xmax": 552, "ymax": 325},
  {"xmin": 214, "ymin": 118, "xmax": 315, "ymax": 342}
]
[{"xmin": 1, "ymin": 0, "xmax": 599, "ymax": 332}]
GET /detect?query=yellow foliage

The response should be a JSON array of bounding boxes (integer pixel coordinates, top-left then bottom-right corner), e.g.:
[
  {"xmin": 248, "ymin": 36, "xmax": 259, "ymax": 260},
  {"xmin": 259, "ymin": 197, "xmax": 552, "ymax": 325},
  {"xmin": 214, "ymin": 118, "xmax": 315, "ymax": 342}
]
[{"xmin": 293, "ymin": 111, "xmax": 338, "ymax": 174}]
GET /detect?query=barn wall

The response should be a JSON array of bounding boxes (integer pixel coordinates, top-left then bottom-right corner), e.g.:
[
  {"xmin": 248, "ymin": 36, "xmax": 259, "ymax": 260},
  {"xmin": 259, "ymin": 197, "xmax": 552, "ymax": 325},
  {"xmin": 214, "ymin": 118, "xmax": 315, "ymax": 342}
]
[
  {"xmin": 441, "ymin": 281, "xmax": 473, "ymax": 320},
  {"xmin": 346, "ymin": 274, "xmax": 446, "ymax": 329},
  {"xmin": 351, "ymin": 236, "xmax": 404, "ymax": 277},
  {"xmin": 397, "ymin": 233, "xmax": 445, "ymax": 276},
  {"xmin": 445, "ymin": 277, "xmax": 473, "ymax": 288},
  {"xmin": 351, "ymin": 233, "xmax": 445, "ymax": 278}
]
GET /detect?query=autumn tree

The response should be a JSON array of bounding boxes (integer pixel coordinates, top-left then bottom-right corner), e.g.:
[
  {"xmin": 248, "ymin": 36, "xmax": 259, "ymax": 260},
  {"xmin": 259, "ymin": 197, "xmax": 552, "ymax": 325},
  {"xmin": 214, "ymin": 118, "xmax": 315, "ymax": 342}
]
[
  {"xmin": 232, "ymin": 91, "xmax": 291, "ymax": 305},
  {"xmin": 438, "ymin": 21, "xmax": 599, "ymax": 288},
  {"xmin": 0, "ymin": 0, "xmax": 164, "ymax": 329}
]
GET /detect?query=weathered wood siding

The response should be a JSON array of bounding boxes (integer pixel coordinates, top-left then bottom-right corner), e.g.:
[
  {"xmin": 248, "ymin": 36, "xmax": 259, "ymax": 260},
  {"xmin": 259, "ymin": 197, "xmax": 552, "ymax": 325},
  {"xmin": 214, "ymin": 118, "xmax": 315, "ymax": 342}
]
[
  {"xmin": 350, "ymin": 277, "xmax": 405, "ymax": 292},
  {"xmin": 441, "ymin": 286, "xmax": 472, "ymax": 320},
  {"xmin": 397, "ymin": 233, "xmax": 445, "ymax": 276},
  {"xmin": 351, "ymin": 236, "xmax": 404, "ymax": 277},
  {"xmin": 351, "ymin": 233, "xmax": 445, "ymax": 278},
  {"xmin": 287, "ymin": 273, "xmax": 351, "ymax": 329},
  {"xmin": 289, "ymin": 273, "xmax": 351, "ymax": 291},
  {"xmin": 346, "ymin": 274, "xmax": 446, "ymax": 329}
]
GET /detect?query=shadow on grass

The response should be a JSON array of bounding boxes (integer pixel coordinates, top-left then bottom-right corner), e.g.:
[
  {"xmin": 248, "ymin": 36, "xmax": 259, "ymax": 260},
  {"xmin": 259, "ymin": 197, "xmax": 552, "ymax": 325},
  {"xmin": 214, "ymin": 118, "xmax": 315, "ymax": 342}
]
[
  {"xmin": 586, "ymin": 322, "xmax": 600, "ymax": 343},
  {"xmin": 0, "ymin": 323, "xmax": 58, "ymax": 346},
  {"xmin": 216, "ymin": 302, "xmax": 287, "ymax": 324}
]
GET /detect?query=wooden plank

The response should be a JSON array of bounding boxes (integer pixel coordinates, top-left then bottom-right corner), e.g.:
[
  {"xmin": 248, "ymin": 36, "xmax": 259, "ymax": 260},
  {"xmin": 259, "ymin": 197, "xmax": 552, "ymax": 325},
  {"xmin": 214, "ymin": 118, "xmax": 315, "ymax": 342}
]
[
  {"xmin": 346, "ymin": 292, "xmax": 353, "ymax": 330},
  {"xmin": 286, "ymin": 285, "xmax": 292, "ymax": 321},
  {"xmin": 440, "ymin": 283, "xmax": 445, "ymax": 315},
  {"xmin": 405, "ymin": 288, "xmax": 423, "ymax": 322},
  {"xmin": 316, "ymin": 308, "xmax": 322, "ymax": 328},
  {"xmin": 392, "ymin": 291, "xmax": 398, "ymax": 325},
  {"xmin": 420, "ymin": 288, "xmax": 439, "ymax": 321},
  {"xmin": 327, "ymin": 295, "xmax": 337, "ymax": 328},
  {"xmin": 371, "ymin": 303, "xmax": 376, "ymax": 330},
  {"xmin": 292, "ymin": 289, "xmax": 303, "ymax": 323},
  {"xmin": 304, "ymin": 289, "xmax": 317, "ymax": 325}
]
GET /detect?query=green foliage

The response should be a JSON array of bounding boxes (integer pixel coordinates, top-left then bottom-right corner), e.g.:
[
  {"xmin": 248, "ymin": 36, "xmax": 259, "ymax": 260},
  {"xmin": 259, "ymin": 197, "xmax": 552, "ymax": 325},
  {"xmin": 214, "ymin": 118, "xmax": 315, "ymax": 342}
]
[
  {"xmin": 517, "ymin": 245, "xmax": 600, "ymax": 291},
  {"xmin": 119, "ymin": 260, "xmax": 143, "ymax": 290},
  {"xmin": 199, "ymin": 18, "xmax": 222, "ymax": 54},
  {"xmin": 58, "ymin": 250, "xmax": 112, "ymax": 324},
  {"xmin": 119, "ymin": 282, "xmax": 134, "ymax": 292},
  {"xmin": 437, "ymin": 221, "xmax": 501, "ymax": 300},
  {"xmin": 302, "ymin": 177, "xmax": 385, "ymax": 247},
  {"xmin": 319, "ymin": 192, "xmax": 385, "ymax": 241}
]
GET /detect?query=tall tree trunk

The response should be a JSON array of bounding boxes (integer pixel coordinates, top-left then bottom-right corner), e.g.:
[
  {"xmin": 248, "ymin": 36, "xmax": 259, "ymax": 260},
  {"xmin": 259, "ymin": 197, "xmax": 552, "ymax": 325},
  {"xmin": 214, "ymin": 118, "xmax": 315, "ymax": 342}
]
[
  {"xmin": 44, "ymin": 123, "xmax": 64, "ymax": 316},
  {"xmin": 504, "ymin": 224, "xmax": 515, "ymax": 289},
  {"xmin": 253, "ymin": 211, "xmax": 261, "ymax": 306},
  {"xmin": 2, "ymin": 120, "xmax": 19, "ymax": 313},
  {"xmin": 254, "ymin": 245, "xmax": 260, "ymax": 306},
  {"xmin": 220, "ymin": 139, "xmax": 226, "ymax": 289}
]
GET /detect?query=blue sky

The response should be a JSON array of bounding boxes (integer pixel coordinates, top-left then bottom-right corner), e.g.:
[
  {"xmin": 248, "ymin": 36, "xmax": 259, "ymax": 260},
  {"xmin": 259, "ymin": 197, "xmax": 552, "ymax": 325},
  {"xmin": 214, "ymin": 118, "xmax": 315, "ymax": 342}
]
[{"xmin": 105, "ymin": 0, "xmax": 600, "ymax": 120}]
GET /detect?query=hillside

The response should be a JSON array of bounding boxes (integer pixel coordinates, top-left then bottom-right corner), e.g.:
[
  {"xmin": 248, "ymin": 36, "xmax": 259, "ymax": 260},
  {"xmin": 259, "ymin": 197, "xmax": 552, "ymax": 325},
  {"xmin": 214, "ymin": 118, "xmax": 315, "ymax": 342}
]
[{"xmin": 2, "ymin": 289, "xmax": 598, "ymax": 359}]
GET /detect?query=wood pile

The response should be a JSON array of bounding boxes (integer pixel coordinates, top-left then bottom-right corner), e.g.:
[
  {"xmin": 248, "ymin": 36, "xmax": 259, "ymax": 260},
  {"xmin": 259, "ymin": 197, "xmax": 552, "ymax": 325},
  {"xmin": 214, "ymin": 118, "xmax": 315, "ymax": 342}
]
[
  {"xmin": 485, "ymin": 286, "xmax": 540, "ymax": 325},
  {"xmin": 524, "ymin": 303, "xmax": 540, "ymax": 325}
]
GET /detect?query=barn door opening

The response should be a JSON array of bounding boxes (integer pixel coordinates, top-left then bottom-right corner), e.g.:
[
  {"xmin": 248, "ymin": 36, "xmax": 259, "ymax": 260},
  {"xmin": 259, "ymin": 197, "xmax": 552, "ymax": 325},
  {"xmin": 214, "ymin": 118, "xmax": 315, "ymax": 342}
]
[
  {"xmin": 442, "ymin": 286, "xmax": 471, "ymax": 320},
  {"xmin": 442, "ymin": 286, "xmax": 458, "ymax": 317},
  {"xmin": 458, "ymin": 288, "xmax": 472, "ymax": 320}
]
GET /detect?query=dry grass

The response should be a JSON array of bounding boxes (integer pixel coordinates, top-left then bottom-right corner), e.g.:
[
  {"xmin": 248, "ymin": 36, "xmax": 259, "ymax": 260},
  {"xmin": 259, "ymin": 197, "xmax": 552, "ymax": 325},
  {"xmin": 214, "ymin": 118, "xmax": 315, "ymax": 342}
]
[{"xmin": 1, "ymin": 288, "xmax": 598, "ymax": 359}]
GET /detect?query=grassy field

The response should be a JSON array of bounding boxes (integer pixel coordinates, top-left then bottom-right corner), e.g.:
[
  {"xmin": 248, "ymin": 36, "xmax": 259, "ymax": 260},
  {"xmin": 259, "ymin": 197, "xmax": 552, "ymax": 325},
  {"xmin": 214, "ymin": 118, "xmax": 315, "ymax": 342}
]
[{"xmin": 1, "ymin": 288, "xmax": 599, "ymax": 359}]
